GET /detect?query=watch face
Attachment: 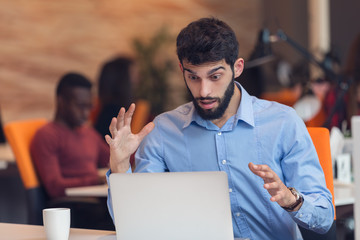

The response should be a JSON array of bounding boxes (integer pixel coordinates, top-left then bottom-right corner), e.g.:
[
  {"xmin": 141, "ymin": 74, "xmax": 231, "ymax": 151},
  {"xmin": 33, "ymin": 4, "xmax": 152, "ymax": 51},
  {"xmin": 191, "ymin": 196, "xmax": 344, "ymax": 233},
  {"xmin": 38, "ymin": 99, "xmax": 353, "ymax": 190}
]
[{"xmin": 290, "ymin": 188, "xmax": 300, "ymax": 200}]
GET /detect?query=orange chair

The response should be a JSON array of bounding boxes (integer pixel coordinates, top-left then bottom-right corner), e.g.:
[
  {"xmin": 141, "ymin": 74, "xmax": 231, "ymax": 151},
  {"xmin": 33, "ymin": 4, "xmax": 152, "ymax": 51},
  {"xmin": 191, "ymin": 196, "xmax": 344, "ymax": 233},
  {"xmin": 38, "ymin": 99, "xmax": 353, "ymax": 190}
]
[
  {"xmin": 128, "ymin": 99, "xmax": 151, "ymax": 169},
  {"xmin": 299, "ymin": 127, "xmax": 336, "ymax": 239},
  {"xmin": 4, "ymin": 119, "xmax": 48, "ymax": 224},
  {"xmin": 307, "ymin": 127, "xmax": 336, "ymax": 218},
  {"xmin": 131, "ymin": 99, "xmax": 151, "ymax": 134},
  {"xmin": 4, "ymin": 119, "xmax": 103, "ymax": 227},
  {"xmin": 305, "ymin": 107, "xmax": 327, "ymax": 127},
  {"xmin": 261, "ymin": 88, "xmax": 301, "ymax": 107},
  {"xmin": 4, "ymin": 119, "xmax": 47, "ymax": 189}
]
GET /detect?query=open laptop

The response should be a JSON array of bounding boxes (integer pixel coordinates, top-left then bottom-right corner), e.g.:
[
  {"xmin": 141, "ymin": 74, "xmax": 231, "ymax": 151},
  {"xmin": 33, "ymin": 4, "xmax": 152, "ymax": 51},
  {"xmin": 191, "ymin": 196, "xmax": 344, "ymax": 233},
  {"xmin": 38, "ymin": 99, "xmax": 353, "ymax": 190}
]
[{"xmin": 109, "ymin": 171, "xmax": 234, "ymax": 240}]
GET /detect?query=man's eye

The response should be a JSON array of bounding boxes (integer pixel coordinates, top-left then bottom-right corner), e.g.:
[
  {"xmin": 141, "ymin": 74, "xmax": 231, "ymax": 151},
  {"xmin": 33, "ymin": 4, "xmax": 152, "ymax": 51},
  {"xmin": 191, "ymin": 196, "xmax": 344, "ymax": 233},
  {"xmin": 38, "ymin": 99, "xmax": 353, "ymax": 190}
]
[
  {"xmin": 188, "ymin": 75, "xmax": 198, "ymax": 80},
  {"xmin": 211, "ymin": 74, "xmax": 221, "ymax": 80}
]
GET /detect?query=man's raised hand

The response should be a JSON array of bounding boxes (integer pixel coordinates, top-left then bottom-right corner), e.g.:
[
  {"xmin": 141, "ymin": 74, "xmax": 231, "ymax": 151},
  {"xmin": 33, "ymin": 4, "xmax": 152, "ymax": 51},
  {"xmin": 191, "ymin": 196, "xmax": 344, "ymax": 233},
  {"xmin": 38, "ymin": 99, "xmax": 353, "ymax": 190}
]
[{"xmin": 105, "ymin": 103, "xmax": 154, "ymax": 173}]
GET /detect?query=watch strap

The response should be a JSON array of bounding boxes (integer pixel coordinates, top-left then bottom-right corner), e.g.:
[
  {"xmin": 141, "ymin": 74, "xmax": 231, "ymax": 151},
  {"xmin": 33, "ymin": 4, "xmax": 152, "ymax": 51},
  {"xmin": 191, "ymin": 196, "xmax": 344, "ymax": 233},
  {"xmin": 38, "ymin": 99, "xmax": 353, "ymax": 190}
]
[{"xmin": 282, "ymin": 187, "xmax": 304, "ymax": 212}]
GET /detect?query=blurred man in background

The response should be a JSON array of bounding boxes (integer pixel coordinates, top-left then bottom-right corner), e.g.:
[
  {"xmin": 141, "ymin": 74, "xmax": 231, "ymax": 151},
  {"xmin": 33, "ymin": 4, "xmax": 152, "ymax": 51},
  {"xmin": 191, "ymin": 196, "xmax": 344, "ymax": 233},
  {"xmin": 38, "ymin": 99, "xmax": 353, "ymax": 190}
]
[{"xmin": 31, "ymin": 72, "xmax": 109, "ymax": 198}]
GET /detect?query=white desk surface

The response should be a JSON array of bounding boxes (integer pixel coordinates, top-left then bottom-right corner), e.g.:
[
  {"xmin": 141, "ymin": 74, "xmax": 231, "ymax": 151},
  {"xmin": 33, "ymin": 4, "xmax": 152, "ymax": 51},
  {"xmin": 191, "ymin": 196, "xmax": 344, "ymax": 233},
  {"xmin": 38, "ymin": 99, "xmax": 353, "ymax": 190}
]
[
  {"xmin": 334, "ymin": 180, "xmax": 355, "ymax": 206},
  {"xmin": 0, "ymin": 223, "xmax": 246, "ymax": 240},
  {"xmin": 65, "ymin": 168, "xmax": 109, "ymax": 197},
  {"xmin": 65, "ymin": 184, "xmax": 108, "ymax": 197},
  {"xmin": 0, "ymin": 222, "xmax": 116, "ymax": 240},
  {"xmin": 0, "ymin": 143, "xmax": 15, "ymax": 170},
  {"xmin": 0, "ymin": 143, "xmax": 14, "ymax": 162}
]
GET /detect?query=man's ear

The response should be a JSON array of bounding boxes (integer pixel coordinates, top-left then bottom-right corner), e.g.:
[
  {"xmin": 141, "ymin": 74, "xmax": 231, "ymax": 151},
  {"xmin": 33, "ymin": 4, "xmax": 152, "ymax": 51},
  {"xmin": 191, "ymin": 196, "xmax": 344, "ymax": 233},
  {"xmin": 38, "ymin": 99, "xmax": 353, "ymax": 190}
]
[
  {"xmin": 234, "ymin": 58, "xmax": 244, "ymax": 78},
  {"xmin": 179, "ymin": 62, "xmax": 184, "ymax": 72},
  {"xmin": 57, "ymin": 95, "xmax": 65, "ymax": 110}
]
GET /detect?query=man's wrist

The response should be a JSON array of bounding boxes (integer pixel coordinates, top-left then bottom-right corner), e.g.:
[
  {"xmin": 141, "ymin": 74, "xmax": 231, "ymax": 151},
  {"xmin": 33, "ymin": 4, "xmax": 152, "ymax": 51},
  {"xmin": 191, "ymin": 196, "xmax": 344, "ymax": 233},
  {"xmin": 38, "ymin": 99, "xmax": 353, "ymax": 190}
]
[
  {"xmin": 110, "ymin": 158, "xmax": 130, "ymax": 173},
  {"xmin": 281, "ymin": 187, "xmax": 304, "ymax": 212}
]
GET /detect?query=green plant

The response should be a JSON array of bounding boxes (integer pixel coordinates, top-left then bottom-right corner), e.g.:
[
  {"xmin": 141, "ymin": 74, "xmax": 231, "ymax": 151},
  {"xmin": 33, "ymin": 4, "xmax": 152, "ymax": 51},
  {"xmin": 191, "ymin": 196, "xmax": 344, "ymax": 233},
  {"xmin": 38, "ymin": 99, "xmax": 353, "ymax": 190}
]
[{"xmin": 133, "ymin": 26, "xmax": 174, "ymax": 116}]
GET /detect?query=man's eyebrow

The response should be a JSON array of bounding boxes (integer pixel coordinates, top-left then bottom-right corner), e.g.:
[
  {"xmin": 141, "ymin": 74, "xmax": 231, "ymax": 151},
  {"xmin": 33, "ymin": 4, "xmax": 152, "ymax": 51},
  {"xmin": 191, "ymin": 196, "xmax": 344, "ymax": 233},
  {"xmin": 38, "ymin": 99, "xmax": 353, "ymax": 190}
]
[
  {"xmin": 183, "ymin": 66, "xmax": 226, "ymax": 75},
  {"xmin": 183, "ymin": 67, "xmax": 195, "ymax": 74},
  {"xmin": 208, "ymin": 66, "xmax": 225, "ymax": 75}
]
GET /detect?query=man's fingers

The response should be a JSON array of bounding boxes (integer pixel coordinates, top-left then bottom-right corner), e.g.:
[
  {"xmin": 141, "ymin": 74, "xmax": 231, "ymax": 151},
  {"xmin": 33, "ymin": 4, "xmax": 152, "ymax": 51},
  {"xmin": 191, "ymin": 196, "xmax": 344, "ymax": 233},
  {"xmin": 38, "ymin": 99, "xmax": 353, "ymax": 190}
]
[
  {"xmin": 105, "ymin": 134, "xmax": 112, "ymax": 145},
  {"xmin": 124, "ymin": 103, "xmax": 136, "ymax": 126},
  {"xmin": 250, "ymin": 162, "xmax": 290, "ymax": 206},
  {"xmin": 270, "ymin": 195, "xmax": 279, "ymax": 202},
  {"xmin": 116, "ymin": 107, "xmax": 126, "ymax": 129},
  {"xmin": 252, "ymin": 163, "xmax": 270, "ymax": 172},
  {"xmin": 249, "ymin": 162, "xmax": 277, "ymax": 180},
  {"xmin": 260, "ymin": 171, "xmax": 274, "ymax": 179},
  {"xmin": 137, "ymin": 122, "xmax": 155, "ymax": 141},
  {"xmin": 252, "ymin": 171, "xmax": 274, "ymax": 180},
  {"xmin": 109, "ymin": 117, "xmax": 118, "ymax": 138},
  {"xmin": 248, "ymin": 162, "xmax": 269, "ymax": 172},
  {"xmin": 248, "ymin": 162, "xmax": 258, "ymax": 173},
  {"xmin": 264, "ymin": 182, "xmax": 279, "ymax": 190},
  {"xmin": 269, "ymin": 189, "xmax": 289, "ymax": 203}
]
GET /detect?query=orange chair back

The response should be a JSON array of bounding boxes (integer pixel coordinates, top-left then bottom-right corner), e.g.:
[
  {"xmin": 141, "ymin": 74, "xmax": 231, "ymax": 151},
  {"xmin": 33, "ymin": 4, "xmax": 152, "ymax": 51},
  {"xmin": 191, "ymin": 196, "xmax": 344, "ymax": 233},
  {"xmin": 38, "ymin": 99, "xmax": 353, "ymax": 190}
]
[
  {"xmin": 131, "ymin": 99, "xmax": 151, "ymax": 134},
  {"xmin": 307, "ymin": 127, "xmax": 336, "ymax": 219},
  {"xmin": 261, "ymin": 88, "xmax": 300, "ymax": 107},
  {"xmin": 4, "ymin": 119, "xmax": 47, "ymax": 189}
]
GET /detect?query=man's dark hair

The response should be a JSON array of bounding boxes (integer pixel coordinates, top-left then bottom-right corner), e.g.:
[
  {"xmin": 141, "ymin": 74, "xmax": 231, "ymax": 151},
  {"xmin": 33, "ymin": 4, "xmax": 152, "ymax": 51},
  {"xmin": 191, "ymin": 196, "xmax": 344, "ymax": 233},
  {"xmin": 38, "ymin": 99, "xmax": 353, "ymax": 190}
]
[
  {"xmin": 176, "ymin": 17, "xmax": 239, "ymax": 68},
  {"xmin": 56, "ymin": 72, "xmax": 92, "ymax": 97}
]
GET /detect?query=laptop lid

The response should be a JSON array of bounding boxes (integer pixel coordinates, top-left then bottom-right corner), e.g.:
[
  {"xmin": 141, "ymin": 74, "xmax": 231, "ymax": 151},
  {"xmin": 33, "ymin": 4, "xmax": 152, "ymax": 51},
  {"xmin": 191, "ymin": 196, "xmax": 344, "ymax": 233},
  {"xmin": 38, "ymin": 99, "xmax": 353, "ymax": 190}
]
[{"xmin": 109, "ymin": 171, "xmax": 234, "ymax": 240}]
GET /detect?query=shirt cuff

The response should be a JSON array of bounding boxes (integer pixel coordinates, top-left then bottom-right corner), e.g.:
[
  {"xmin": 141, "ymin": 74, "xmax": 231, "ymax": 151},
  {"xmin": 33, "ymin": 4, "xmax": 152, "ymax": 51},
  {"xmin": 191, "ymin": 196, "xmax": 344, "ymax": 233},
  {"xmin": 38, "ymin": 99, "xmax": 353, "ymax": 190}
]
[
  {"xmin": 288, "ymin": 194, "xmax": 331, "ymax": 233},
  {"xmin": 105, "ymin": 166, "xmax": 132, "ymax": 182},
  {"xmin": 106, "ymin": 166, "xmax": 132, "ymax": 223}
]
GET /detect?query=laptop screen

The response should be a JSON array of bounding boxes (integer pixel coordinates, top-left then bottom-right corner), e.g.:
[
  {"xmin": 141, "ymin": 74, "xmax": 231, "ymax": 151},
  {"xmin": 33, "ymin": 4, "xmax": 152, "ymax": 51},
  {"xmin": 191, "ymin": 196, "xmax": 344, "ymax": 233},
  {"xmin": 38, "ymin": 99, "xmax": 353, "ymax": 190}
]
[{"xmin": 109, "ymin": 171, "xmax": 234, "ymax": 240}]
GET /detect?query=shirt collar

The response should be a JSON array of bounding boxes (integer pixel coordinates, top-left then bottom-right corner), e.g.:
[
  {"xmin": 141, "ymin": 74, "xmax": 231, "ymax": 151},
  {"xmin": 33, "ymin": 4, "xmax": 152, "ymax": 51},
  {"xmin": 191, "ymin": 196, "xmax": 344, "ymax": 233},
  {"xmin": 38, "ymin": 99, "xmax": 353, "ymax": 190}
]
[
  {"xmin": 235, "ymin": 82, "xmax": 255, "ymax": 127},
  {"xmin": 182, "ymin": 103, "xmax": 201, "ymax": 129},
  {"xmin": 182, "ymin": 81, "xmax": 255, "ymax": 129}
]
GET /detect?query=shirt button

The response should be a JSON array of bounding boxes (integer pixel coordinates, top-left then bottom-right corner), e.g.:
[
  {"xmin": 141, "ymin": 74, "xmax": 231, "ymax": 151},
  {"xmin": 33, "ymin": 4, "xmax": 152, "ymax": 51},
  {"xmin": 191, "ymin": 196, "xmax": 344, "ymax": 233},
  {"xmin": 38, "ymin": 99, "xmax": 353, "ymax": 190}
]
[
  {"xmin": 218, "ymin": 132, "xmax": 222, "ymax": 135},
  {"xmin": 222, "ymin": 160, "xmax": 227, "ymax": 164},
  {"xmin": 236, "ymin": 212, "xmax": 241, "ymax": 217},
  {"xmin": 312, "ymin": 225, "xmax": 316, "ymax": 228},
  {"xmin": 299, "ymin": 214, "xmax": 303, "ymax": 218},
  {"xmin": 229, "ymin": 188, "xmax": 233, "ymax": 193}
]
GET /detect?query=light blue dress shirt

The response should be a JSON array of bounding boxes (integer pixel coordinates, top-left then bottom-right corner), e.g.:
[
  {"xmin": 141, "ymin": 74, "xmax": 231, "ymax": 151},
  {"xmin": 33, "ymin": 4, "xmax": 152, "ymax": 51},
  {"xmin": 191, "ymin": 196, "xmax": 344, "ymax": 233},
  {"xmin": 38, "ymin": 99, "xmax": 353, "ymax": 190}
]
[{"xmin": 107, "ymin": 82, "xmax": 334, "ymax": 240}]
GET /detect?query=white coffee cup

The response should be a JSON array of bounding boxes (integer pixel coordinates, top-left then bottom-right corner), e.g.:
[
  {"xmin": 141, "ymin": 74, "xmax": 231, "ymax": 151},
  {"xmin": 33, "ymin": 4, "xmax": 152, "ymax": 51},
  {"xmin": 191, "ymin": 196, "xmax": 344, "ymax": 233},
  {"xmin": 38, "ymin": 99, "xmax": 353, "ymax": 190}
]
[{"xmin": 43, "ymin": 208, "xmax": 71, "ymax": 240}]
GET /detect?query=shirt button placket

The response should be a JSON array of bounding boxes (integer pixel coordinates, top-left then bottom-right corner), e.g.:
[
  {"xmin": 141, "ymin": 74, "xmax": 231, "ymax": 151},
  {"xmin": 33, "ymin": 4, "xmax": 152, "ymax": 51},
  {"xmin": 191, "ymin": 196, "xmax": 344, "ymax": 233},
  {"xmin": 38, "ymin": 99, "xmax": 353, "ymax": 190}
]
[{"xmin": 216, "ymin": 132, "xmax": 226, "ymax": 171}]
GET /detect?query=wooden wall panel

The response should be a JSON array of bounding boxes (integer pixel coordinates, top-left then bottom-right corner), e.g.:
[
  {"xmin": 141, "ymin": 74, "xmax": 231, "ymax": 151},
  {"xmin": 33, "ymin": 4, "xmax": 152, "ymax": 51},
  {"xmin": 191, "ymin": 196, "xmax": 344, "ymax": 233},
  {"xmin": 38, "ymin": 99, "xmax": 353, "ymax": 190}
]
[{"xmin": 0, "ymin": 0, "xmax": 262, "ymax": 122}]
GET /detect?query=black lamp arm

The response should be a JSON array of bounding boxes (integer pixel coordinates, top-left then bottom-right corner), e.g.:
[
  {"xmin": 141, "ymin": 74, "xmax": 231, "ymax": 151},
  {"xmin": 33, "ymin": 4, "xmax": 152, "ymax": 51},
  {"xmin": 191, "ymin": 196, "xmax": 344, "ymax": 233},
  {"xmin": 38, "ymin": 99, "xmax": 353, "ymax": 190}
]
[
  {"xmin": 276, "ymin": 29, "xmax": 353, "ymax": 128},
  {"xmin": 276, "ymin": 29, "xmax": 338, "ymax": 82}
]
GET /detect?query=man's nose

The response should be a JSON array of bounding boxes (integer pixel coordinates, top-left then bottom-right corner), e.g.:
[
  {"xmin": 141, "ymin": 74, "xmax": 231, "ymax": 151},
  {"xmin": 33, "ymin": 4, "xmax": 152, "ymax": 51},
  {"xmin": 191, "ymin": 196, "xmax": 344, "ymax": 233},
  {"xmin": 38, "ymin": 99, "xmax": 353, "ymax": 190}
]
[
  {"xmin": 82, "ymin": 108, "xmax": 91, "ymax": 120},
  {"xmin": 199, "ymin": 80, "xmax": 211, "ymax": 97}
]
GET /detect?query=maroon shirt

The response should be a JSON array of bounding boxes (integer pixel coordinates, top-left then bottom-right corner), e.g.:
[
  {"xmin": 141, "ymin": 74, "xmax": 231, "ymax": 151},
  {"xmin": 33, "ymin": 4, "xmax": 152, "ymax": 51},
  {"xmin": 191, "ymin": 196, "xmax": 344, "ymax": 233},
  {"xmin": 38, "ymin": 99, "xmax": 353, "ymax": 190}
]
[{"xmin": 30, "ymin": 122, "xmax": 109, "ymax": 198}]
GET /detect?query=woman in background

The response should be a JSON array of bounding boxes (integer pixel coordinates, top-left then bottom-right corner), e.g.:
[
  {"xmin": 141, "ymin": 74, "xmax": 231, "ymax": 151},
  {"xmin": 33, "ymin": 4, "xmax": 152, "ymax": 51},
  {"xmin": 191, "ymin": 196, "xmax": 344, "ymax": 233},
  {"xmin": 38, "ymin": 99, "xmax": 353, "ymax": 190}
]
[{"xmin": 94, "ymin": 56, "xmax": 134, "ymax": 138}]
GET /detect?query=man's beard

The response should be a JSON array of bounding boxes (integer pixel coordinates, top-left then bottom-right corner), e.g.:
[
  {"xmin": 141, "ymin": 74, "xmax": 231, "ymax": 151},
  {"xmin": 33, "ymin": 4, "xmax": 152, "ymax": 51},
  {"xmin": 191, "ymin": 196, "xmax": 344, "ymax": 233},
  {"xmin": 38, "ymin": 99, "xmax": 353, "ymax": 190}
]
[{"xmin": 187, "ymin": 79, "xmax": 235, "ymax": 120}]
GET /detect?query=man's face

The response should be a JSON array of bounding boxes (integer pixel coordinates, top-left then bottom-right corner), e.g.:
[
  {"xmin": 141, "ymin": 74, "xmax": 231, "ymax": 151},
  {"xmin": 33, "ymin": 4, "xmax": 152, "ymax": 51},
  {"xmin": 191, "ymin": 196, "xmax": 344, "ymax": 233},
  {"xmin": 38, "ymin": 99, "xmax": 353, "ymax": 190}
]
[
  {"xmin": 182, "ymin": 59, "xmax": 235, "ymax": 120},
  {"xmin": 59, "ymin": 87, "xmax": 93, "ymax": 128}
]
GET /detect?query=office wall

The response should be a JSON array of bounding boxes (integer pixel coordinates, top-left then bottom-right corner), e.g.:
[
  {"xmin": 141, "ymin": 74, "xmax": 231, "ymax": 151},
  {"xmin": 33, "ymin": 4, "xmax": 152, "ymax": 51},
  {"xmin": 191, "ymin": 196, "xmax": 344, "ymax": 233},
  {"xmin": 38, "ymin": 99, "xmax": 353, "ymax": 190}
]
[
  {"xmin": 0, "ymin": 0, "xmax": 263, "ymax": 123},
  {"xmin": 263, "ymin": 0, "xmax": 309, "ymax": 63},
  {"xmin": 330, "ymin": 0, "xmax": 360, "ymax": 65}
]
